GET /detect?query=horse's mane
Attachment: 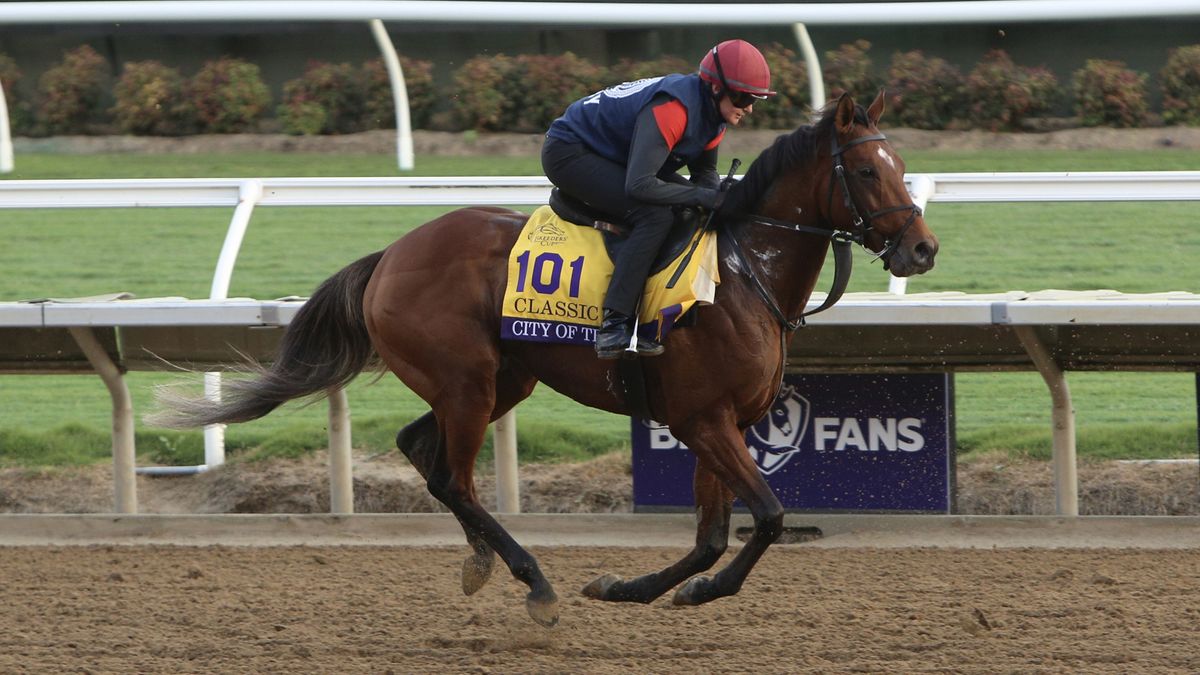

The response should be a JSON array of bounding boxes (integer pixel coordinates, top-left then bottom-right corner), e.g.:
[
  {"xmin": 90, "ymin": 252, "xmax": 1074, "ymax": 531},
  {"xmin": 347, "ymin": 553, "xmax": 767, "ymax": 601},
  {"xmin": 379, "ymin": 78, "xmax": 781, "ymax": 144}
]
[{"xmin": 723, "ymin": 101, "xmax": 870, "ymax": 215}]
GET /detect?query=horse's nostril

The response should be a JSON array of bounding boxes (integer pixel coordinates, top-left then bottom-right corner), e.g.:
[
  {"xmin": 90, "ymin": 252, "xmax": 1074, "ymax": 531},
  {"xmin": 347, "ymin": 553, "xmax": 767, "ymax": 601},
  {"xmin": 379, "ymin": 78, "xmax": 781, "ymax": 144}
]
[{"xmin": 914, "ymin": 240, "xmax": 936, "ymax": 264}]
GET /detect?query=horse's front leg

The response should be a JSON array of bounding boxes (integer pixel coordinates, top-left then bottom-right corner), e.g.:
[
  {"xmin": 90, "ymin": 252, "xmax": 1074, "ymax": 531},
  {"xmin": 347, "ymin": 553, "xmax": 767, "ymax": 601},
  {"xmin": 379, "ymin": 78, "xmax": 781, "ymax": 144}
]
[
  {"xmin": 670, "ymin": 418, "xmax": 784, "ymax": 606},
  {"xmin": 583, "ymin": 462, "xmax": 733, "ymax": 603}
]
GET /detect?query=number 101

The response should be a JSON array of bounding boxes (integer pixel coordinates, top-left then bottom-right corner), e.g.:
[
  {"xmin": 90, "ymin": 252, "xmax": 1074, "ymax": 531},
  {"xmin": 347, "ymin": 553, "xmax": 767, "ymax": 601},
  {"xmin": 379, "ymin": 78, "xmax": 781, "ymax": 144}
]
[{"xmin": 514, "ymin": 251, "xmax": 585, "ymax": 298}]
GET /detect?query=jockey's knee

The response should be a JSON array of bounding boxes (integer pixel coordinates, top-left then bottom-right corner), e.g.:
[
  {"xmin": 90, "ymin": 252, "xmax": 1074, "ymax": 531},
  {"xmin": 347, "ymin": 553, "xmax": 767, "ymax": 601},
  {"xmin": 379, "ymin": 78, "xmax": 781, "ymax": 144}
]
[{"xmin": 625, "ymin": 204, "xmax": 673, "ymax": 231}]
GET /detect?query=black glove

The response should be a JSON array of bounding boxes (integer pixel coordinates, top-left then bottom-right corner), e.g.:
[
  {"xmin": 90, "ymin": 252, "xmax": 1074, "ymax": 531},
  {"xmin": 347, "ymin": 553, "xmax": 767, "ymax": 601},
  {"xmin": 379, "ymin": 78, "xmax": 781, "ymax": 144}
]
[{"xmin": 713, "ymin": 190, "xmax": 738, "ymax": 219}]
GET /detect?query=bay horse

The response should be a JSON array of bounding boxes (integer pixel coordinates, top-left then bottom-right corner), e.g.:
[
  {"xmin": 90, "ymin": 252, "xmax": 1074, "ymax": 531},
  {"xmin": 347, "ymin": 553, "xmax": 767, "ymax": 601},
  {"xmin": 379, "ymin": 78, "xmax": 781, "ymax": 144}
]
[{"xmin": 155, "ymin": 91, "xmax": 938, "ymax": 626}]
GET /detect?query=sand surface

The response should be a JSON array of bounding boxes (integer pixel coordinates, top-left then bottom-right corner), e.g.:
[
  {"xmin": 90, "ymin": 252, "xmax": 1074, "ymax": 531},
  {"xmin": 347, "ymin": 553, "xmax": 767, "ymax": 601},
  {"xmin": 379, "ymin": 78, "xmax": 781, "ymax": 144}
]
[{"xmin": 1, "ymin": 543, "xmax": 1197, "ymax": 673}]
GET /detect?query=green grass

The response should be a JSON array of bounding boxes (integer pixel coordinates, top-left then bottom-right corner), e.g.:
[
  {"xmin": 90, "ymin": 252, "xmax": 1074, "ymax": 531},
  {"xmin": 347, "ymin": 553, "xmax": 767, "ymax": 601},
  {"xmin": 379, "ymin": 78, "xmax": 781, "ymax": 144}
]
[
  {"xmin": 2, "ymin": 153, "xmax": 544, "ymax": 179},
  {"xmin": 1, "ymin": 147, "xmax": 1197, "ymax": 466},
  {"xmin": 904, "ymin": 148, "xmax": 1200, "ymax": 173}
]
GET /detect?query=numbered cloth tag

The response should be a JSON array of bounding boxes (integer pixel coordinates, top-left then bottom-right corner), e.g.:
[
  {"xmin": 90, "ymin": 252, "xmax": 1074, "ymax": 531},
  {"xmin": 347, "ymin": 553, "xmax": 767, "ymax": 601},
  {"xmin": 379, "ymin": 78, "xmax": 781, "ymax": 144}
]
[{"xmin": 500, "ymin": 206, "xmax": 719, "ymax": 346}]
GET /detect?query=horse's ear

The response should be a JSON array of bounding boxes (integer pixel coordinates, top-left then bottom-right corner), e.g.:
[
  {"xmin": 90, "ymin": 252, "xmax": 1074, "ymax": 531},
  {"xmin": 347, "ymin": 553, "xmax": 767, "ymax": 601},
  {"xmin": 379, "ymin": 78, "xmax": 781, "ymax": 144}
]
[
  {"xmin": 834, "ymin": 92, "xmax": 856, "ymax": 133},
  {"xmin": 867, "ymin": 88, "xmax": 886, "ymax": 126}
]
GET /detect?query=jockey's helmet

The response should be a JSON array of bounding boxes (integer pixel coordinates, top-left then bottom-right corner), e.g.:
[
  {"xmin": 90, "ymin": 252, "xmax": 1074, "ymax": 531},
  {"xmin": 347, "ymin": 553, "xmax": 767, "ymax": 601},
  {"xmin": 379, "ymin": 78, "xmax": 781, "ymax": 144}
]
[{"xmin": 698, "ymin": 39, "xmax": 777, "ymax": 106}]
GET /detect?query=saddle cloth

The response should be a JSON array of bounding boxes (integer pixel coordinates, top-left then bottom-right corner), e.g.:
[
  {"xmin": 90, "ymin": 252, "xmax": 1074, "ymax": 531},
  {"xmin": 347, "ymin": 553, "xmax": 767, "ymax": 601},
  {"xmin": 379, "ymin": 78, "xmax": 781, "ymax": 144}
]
[{"xmin": 500, "ymin": 206, "xmax": 719, "ymax": 347}]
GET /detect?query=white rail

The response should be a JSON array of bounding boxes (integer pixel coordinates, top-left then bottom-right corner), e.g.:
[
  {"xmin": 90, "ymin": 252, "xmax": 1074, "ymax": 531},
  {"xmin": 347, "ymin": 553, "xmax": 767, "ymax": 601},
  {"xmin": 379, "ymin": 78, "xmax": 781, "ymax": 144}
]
[
  {"xmin": 2, "ymin": 172, "xmax": 1199, "ymax": 210},
  {"xmin": 1, "ymin": 1, "xmax": 1198, "ymax": 25}
]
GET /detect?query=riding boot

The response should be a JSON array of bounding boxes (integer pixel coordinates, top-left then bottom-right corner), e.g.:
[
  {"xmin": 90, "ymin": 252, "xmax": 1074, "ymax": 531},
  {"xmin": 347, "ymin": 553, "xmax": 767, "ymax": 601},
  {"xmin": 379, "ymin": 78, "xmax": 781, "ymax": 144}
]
[
  {"xmin": 595, "ymin": 309, "xmax": 633, "ymax": 359},
  {"xmin": 634, "ymin": 329, "xmax": 664, "ymax": 357}
]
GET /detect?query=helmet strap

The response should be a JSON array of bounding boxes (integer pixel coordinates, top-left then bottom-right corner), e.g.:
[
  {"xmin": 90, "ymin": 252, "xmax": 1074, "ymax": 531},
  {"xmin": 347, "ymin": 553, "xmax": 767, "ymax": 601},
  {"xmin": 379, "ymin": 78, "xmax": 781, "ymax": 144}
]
[{"xmin": 710, "ymin": 45, "xmax": 733, "ymax": 99}]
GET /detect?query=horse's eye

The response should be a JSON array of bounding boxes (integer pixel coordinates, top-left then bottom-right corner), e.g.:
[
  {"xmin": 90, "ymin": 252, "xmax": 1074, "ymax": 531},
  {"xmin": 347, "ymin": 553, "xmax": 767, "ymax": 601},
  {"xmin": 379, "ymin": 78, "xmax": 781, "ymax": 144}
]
[{"xmin": 857, "ymin": 167, "xmax": 876, "ymax": 179}]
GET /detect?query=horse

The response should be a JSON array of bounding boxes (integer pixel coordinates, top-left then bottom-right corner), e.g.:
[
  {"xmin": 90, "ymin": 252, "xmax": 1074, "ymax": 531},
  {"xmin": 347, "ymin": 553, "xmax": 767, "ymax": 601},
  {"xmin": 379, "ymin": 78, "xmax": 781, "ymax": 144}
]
[{"xmin": 154, "ymin": 91, "xmax": 938, "ymax": 627}]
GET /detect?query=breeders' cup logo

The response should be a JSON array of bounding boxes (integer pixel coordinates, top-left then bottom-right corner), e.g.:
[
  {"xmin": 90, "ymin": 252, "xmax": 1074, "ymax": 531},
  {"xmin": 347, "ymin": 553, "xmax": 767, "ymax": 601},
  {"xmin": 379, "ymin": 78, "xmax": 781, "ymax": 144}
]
[
  {"xmin": 528, "ymin": 220, "xmax": 567, "ymax": 246},
  {"xmin": 747, "ymin": 384, "xmax": 810, "ymax": 475}
]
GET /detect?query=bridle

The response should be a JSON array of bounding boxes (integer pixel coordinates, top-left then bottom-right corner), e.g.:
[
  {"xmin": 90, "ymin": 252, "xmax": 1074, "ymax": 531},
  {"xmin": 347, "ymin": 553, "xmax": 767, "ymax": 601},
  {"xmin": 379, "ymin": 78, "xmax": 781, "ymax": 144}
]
[
  {"xmin": 827, "ymin": 130, "xmax": 922, "ymax": 268},
  {"xmin": 726, "ymin": 126, "xmax": 922, "ymax": 331}
]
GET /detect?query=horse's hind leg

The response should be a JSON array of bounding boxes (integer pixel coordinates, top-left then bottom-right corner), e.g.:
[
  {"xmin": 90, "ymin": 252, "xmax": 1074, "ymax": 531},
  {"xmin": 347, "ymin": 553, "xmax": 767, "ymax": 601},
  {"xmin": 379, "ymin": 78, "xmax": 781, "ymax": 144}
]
[
  {"xmin": 583, "ymin": 462, "xmax": 733, "ymax": 603},
  {"xmin": 395, "ymin": 412, "xmax": 495, "ymax": 595},
  {"xmin": 395, "ymin": 368, "xmax": 537, "ymax": 599},
  {"xmin": 422, "ymin": 378, "xmax": 558, "ymax": 626}
]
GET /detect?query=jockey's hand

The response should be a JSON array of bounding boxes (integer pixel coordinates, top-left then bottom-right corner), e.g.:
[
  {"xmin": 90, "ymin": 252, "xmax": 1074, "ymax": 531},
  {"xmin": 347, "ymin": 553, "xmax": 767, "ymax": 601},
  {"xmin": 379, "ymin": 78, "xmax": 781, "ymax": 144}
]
[
  {"xmin": 713, "ymin": 191, "xmax": 738, "ymax": 220},
  {"xmin": 697, "ymin": 191, "xmax": 735, "ymax": 229}
]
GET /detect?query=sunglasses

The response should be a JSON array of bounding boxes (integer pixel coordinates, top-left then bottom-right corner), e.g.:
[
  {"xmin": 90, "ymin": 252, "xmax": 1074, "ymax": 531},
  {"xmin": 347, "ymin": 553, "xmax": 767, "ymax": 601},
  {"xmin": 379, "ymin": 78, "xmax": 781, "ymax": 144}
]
[
  {"xmin": 710, "ymin": 46, "xmax": 767, "ymax": 110},
  {"xmin": 727, "ymin": 89, "xmax": 766, "ymax": 109}
]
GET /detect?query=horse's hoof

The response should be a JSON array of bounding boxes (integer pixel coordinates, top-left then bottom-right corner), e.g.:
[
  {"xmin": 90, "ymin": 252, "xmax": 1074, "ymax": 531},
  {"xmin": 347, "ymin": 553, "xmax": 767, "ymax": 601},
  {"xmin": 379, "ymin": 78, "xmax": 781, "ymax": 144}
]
[
  {"xmin": 672, "ymin": 576, "xmax": 711, "ymax": 606},
  {"xmin": 581, "ymin": 574, "xmax": 622, "ymax": 600},
  {"xmin": 461, "ymin": 551, "xmax": 495, "ymax": 596},
  {"xmin": 526, "ymin": 589, "xmax": 560, "ymax": 627}
]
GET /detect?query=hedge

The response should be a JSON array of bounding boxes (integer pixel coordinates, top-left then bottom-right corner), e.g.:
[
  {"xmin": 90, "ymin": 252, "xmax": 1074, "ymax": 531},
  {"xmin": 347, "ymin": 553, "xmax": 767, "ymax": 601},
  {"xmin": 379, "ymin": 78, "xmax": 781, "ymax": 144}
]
[{"xmin": 3, "ymin": 42, "xmax": 1200, "ymax": 135}]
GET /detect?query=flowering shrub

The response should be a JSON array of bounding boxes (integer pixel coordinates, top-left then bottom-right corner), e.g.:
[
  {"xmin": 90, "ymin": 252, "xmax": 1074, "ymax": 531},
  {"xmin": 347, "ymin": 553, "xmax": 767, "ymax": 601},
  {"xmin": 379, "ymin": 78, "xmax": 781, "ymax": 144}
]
[
  {"xmin": 0, "ymin": 53, "xmax": 19, "ymax": 106},
  {"xmin": 278, "ymin": 61, "xmax": 364, "ymax": 135},
  {"xmin": 362, "ymin": 56, "xmax": 435, "ymax": 130},
  {"xmin": 963, "ymin": 50, "xmax": 1058, "ymax": 131},
  {"xmin": 1072, "ymin": 59, "xmax": 1148, "ymax": 128},
  {"xmin": 886, "ymin": 50, "xmax": 965, "ymax": 130},
  {"xmin": 823, "ymin": 40, "xmax": 876, "ymax": 99},
  {"xmin": 0, "ymin": 52, "xmax": 33, "ymax": 134},
  {"xmin": 111, "ymin": 61, "xmax": 193, "ymax": 135},
  {"xmin": 1161, "ymin": 45, "xmax": 1200, "ymax": 126},
  {"xmin": 452, "ymin": 54, "xmax": 513, "ymax": 131},
  {"xmin": 452, "ymin": 53, "xmax": 605, "ymax": 132},
  {"xmin": 36, "ymin": 45, "xmax": 110, "ymax": 134},
  {"xmin": 743, "ymin": 42, "xmax": 809, "ymax": 130},
  {"xmin": 510, "ymin": 53, "xmax": 607, "ymax": 133},
  {"xmin": 188, "ymin": 58, "xmax": 271, "ymax": 133},
  {"xmin": 608, "ymin": 55, "xmax": 693, "ymax": 83}
]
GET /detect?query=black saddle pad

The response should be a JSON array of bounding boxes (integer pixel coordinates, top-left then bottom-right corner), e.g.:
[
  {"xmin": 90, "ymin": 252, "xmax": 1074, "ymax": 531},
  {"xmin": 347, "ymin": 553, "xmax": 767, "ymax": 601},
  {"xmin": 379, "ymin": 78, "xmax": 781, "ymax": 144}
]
[{"xmin": 548, "ymin": 188, "xmax": 703, "ymax": 276}]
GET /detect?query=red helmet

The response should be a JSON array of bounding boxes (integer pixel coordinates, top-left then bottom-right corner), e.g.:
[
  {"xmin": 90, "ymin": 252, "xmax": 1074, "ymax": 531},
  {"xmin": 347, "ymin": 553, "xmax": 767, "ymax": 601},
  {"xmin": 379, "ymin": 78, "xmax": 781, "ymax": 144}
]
[{"xmin": 698, "ymin": 39, "xmax": 776, "ymax": 98}]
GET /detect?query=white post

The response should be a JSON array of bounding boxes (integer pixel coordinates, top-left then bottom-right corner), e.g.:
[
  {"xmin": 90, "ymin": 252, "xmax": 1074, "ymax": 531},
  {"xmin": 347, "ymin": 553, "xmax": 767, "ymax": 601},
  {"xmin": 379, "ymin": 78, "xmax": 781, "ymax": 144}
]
[
  {"xmin": 202, "ymin": 179, "xmax": 263, "ymax": 469},
  {"xmin": 0, "ymin": 76, "xmax": 13, "ymax": 173},
  {"xmin": 493, "ymin": 410, "xmax": 520, "ymax": 513},
  {"xmin": 1013, "ymin": 325, "xmax": 1079, "ymax": 516},
  {"xmin": 792, "ymin": 23, "xmax": 826, "ymax": 113},
  {"xmin": 202, "ymin": 373, "xmax": 225, "ymax": 467},
  {"xmin": 68, "ymin": 327, "xmax": 137, "ymax": 513},
  {"xmin": 328, "ymin": 387, "xmax": 354, "ymax": 514},
  {"xmin": 369, "ymin": 19, "xmax": 414, "ymax": 171}
]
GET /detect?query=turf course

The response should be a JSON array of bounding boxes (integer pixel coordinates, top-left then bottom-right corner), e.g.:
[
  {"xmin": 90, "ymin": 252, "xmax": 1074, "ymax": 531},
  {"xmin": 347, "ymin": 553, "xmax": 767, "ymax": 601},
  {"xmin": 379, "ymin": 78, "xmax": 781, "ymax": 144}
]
[{"xmin": 1, "ymin": 145, "xmax": 1197, "ymax": 467}]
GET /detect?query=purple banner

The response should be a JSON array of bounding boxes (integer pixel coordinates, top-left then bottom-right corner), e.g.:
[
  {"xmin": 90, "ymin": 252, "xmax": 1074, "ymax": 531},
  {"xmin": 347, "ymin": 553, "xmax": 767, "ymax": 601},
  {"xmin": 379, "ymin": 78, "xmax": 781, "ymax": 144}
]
[
  {"xmin": 632, "ymin": 373, "xmax": 954, "ymax": 513},
  {"xmin": 500, "ymin": 317, "xmax": 596, "ymax": 345}
]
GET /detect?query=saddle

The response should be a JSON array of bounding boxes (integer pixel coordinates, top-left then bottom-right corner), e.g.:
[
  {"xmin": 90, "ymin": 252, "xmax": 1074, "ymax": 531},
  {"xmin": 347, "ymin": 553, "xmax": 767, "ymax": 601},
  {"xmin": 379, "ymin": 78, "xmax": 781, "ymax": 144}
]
[{"xmin": 548, "ymin": 188, "xmax": 704, "ymax": 276}]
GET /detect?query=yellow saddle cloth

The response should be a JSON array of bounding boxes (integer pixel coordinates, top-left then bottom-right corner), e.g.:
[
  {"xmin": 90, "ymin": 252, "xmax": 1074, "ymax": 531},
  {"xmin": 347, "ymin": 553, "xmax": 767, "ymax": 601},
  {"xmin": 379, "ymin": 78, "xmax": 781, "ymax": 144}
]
[{"xmin": 501, "ymin": 206, "xmax": 719, "ymax": 346}]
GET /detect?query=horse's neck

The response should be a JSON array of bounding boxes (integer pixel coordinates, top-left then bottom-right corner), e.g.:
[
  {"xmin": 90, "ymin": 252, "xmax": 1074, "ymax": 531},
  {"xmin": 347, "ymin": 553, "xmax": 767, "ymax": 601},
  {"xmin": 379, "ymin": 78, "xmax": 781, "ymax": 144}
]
[{"xmin": 734, "ymin": 171, "xmax": 831, "ymax": 322}]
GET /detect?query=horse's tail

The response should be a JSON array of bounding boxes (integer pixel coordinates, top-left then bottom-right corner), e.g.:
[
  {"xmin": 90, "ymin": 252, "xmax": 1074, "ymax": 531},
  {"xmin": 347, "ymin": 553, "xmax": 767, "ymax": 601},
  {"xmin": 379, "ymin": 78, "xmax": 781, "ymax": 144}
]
[{"xmin": 150, "ymin": 250, "xmax": 385, "ymax": 428}]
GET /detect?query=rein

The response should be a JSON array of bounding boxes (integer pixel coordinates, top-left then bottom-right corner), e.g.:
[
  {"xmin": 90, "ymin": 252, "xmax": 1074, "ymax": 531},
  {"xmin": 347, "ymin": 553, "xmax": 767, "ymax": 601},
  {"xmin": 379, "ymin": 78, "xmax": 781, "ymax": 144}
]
[{"xmin": 726, "ymin": 128, "xmax": 920, "ymax": 332}]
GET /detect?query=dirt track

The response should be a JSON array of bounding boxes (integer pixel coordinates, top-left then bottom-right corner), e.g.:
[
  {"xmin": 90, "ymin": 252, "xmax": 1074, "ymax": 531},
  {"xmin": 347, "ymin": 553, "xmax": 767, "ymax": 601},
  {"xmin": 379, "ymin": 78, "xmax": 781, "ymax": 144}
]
[{"xmin": 1, "ymin": 544, "xmax": 1197, "ymax": 673}]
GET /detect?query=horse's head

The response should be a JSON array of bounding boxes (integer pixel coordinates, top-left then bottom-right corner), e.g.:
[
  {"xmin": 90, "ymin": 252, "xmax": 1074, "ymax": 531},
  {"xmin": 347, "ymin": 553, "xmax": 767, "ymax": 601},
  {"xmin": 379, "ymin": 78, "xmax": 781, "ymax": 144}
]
[{"xmin": 826, "ymin": 91, "xmax": 938, "ymax": 277}]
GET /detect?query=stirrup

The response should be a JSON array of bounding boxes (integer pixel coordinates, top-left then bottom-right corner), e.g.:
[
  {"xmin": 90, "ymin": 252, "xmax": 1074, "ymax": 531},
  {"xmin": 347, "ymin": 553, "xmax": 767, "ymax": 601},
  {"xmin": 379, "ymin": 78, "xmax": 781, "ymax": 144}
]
[{"xmin": 635, "ymin": 335, "xmax": 664, "ymax": 357}]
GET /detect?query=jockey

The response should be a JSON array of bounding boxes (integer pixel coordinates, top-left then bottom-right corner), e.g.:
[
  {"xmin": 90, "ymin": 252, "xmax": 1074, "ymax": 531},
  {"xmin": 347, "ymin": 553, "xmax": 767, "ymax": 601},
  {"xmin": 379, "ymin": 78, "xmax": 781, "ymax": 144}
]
[{"xmin": 542, "ymin": 39, "xmax": 775, "ymax": 359}]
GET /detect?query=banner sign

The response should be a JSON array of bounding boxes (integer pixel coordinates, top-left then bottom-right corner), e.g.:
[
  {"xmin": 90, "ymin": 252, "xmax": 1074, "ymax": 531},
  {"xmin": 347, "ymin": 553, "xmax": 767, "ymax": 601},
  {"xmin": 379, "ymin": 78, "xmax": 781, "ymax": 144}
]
[{"xmin": 632, "ymin": 373, "xmax": 954, "ymax": 513}]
